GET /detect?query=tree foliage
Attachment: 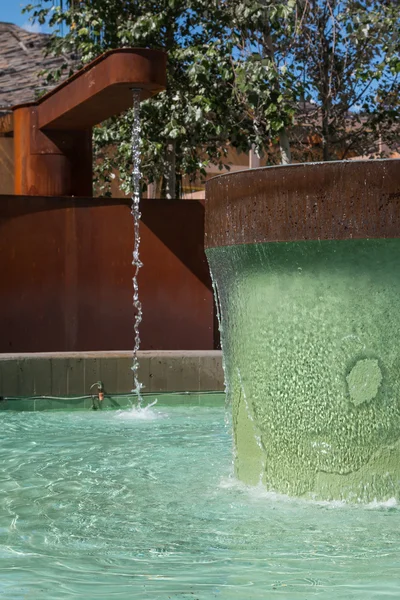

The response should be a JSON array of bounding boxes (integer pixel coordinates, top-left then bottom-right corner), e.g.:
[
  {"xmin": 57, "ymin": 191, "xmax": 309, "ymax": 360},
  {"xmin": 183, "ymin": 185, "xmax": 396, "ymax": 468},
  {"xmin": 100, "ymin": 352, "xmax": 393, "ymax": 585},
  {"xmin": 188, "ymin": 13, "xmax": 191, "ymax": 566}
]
[
  {"xmin": 227, "ymin": 0, "xmax": 399, "ymax": 162},
  {"xmin": 289, "ymin": 0, "xmax": 400, "ymax": 160},
  {"xmin": 24, "ymin": 0, "xmax": 400, "ymax": 196},
  {"xmin": 24, "ymin": 0, "xmax": 263, "ymax": 196}
]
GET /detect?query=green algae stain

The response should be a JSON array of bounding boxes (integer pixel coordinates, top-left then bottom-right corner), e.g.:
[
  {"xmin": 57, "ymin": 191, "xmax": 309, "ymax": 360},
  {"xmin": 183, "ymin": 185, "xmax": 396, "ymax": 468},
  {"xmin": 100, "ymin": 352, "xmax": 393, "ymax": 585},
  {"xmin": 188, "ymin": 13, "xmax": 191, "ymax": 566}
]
[{"xmin": 347, "ymin": 359, "xmax": 382, "ymax": 406}]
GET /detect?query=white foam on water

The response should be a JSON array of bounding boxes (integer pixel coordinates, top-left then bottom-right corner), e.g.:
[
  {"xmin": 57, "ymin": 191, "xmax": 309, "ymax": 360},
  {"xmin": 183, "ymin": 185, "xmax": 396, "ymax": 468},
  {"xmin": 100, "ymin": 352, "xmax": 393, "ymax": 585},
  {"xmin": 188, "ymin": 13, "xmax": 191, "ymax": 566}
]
[
  {"xmin": 115, "ymin": 399, "xmax": 167, "ymax": 421},
  {"xmin": 218, "ymin": 476, "xmax": 399, "ymax": 510},
  {"xmin": 366, "ymin": 497, "xmax": 398, "ymax": 510},
  {"xmin": 219, "ymin": 476, "xmax": 297, "ymax": 505}
]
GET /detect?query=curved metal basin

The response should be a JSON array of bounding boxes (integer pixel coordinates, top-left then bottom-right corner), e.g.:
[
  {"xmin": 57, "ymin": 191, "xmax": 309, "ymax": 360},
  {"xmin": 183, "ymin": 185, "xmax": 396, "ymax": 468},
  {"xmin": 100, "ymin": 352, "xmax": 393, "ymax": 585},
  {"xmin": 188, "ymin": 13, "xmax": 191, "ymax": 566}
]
[{"xmin": 206, "ymin": 159, "xmax": 400, "ymax": 502}]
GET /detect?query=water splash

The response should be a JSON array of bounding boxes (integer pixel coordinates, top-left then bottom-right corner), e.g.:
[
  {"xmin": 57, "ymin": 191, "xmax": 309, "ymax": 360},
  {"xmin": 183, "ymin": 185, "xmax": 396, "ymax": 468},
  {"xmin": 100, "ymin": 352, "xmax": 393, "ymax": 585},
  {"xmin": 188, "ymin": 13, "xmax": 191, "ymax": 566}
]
[
  {"xmin": 131, "ymin": 89, "xmax": 143, "ymax": 405},
  {"xmin": 210, "ymin": 274, "xmax": 229, "ymax": 405},
  {"xmin": 115, "ymin": 400, "xmax": 166, "ymax": 421}
]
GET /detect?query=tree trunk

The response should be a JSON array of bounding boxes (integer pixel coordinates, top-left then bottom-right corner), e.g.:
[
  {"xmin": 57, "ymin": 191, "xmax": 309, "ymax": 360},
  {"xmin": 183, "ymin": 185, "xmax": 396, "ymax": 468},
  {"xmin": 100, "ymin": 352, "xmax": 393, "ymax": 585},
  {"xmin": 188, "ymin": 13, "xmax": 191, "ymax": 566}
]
[
  {"xmin": 319, "ymin": 7, "xmax": 331, "ymax": 161},
  {"xmin": 321, "ymin": 109, "xmax": 330, "ymax": 161},
  {"xmin": 264, "ymin": 31, "xmax": 292, "ymax": 165},
  {"xmin": 279, "ymin": 130, "xmax": 292, "ymax": 164},
  {"xmin": 249, "ymin": 144, "xmax": 261, "ymax": 168}
]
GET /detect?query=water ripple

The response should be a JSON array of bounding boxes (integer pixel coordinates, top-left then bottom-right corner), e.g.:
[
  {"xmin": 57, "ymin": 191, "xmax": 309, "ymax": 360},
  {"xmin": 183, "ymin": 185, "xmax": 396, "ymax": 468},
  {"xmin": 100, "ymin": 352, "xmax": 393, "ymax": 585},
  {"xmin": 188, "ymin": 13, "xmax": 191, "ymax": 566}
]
[{"xmin": 0, "ymin": 407, "xmax": 399, "ymax": 598}]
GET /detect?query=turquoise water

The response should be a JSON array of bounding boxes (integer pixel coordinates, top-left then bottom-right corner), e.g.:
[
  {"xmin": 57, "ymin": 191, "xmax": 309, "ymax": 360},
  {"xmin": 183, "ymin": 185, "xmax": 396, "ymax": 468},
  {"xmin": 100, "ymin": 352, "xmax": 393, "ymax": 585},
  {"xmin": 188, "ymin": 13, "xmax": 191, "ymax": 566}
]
[{"xmin": 1, "ymin": 404, "xmax": 400, "ymax": 599}]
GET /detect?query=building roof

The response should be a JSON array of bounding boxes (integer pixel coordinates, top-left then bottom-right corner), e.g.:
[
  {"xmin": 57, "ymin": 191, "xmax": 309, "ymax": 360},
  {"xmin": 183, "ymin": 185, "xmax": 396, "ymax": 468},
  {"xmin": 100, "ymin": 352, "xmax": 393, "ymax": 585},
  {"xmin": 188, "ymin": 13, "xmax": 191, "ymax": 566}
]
[{"xmin": 0, "ymin": 22, "xmax": 73, "ymax": 113}]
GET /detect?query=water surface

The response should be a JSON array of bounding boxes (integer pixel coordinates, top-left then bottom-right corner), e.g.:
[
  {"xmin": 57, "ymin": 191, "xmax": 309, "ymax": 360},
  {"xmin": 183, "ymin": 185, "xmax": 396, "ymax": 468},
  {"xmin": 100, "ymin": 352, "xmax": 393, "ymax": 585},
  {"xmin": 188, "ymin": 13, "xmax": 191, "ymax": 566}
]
[{"xmin": 1, "ymin": 405, "xmax": 399, "ymax": 598}]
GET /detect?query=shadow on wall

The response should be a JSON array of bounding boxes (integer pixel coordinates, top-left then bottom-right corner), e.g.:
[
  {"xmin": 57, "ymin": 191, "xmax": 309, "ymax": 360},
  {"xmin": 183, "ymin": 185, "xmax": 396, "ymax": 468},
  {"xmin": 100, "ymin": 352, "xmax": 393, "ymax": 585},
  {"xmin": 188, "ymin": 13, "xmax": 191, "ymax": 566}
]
[{"xmin": 0, "ymin": 195, "xmax": 216, "ymax": 352}]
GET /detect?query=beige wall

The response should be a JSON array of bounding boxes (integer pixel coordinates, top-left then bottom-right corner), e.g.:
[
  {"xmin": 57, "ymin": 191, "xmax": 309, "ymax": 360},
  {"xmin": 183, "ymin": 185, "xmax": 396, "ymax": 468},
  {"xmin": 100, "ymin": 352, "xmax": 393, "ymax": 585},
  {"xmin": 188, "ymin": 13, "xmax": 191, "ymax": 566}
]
[{"xmin": 0, "ymin": 137, "xmax": 13, "ymax": 194}]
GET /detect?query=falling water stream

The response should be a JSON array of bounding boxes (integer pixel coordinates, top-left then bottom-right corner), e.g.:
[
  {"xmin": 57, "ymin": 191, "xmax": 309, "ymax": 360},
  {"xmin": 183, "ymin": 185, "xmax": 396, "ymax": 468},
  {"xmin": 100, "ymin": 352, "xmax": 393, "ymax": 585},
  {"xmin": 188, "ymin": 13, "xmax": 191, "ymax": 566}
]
[{"xmin": 131, "ymin": 89, "xmax": 143, "ymax": 404}]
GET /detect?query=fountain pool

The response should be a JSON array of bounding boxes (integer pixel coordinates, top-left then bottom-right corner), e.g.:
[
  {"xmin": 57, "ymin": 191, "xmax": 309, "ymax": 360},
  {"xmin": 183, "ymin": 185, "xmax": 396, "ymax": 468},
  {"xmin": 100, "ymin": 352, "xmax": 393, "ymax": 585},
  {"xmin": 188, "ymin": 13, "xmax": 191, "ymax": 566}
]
[
  {"xmin": 1, "ymin": 399, "xmax": 400, "ymax": 599},
  {"xmin": 2, "ymin": 38, "xmax": 400, "ymax": 599}
]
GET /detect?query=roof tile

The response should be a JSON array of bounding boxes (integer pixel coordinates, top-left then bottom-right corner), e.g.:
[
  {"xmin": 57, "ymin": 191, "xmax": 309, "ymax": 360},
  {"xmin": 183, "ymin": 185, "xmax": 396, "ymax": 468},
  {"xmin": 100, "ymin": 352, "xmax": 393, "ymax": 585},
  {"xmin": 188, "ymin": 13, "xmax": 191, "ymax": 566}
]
[{"xmin": 0, "ymin": 22, "xmax": 74, "ymax": 112}]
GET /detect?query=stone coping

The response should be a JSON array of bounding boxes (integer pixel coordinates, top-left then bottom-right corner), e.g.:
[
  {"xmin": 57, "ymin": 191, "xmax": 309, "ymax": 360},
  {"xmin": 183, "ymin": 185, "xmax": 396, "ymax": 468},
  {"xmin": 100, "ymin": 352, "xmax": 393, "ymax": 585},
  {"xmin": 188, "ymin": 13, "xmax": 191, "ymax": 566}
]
[
  {"xmin": 0, "ymin": 391, "xmax": 225, "ymax": 412},
  {"xmin": 0, "ymin": 350, "xmax": 222, "ymax": 360},
  {"xmin": 0, "ymin": 350, "xmax": 224, "ymax": 397}
]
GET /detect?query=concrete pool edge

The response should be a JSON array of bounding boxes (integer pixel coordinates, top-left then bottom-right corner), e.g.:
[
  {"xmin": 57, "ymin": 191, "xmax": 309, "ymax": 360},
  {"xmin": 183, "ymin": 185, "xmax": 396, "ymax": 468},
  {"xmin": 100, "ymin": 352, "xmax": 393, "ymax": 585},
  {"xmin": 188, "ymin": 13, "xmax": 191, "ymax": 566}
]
[
  {"xmin": 0, "ymin": 391, "xmax": 225, "ymax": 412},
  {"xmin": 0, "ymin": 350, "xmax": 224, "ymax": 400}
]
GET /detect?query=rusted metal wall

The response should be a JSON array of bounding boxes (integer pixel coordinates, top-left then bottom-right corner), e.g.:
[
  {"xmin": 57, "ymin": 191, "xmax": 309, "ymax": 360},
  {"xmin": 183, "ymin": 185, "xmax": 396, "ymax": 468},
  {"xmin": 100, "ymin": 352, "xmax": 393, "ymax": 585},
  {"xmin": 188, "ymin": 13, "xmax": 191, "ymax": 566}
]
[
  {"xmin": 205, "ymin": 160, "xmax": 400, "ymax": 248},
  {"xmin": 12, "ymin": 49, "xmax": 166, "ymax": 198},
  {"xmin": 0, "ymin": 196, "xmax": 215, "ymax": 352}
]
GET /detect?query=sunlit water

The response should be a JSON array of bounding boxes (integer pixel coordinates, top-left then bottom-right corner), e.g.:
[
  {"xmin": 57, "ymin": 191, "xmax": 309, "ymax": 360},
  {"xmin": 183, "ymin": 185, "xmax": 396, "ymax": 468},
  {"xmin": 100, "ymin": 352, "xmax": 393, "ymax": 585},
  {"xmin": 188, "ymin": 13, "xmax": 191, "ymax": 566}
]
[{"xmin": 1, "ymin": 405, "xmax": 399, "ymax": 599}]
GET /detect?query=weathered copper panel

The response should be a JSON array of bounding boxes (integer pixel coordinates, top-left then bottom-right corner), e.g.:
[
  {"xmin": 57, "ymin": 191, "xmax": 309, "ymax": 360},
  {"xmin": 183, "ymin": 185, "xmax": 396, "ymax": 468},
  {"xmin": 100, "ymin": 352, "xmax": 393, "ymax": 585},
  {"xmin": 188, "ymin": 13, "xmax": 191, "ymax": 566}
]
[
  {"xmin": 0, "ymin": 196, "xmax": 214, "ymax": 352},
  {"xmin": 205, "ymin": 160, "xmax": 400, "ymax": 248},
  {"xmin": 13, "ymin": 107, "xmax": 30, "ymax": 196},
  {"xmin": 34, "ymin": 49, "xmax": 167, "ymax": 131},
  {"xmin": 13, "ymin": 105, "xmax": 93, "ymax": 196},
  {"xmin": 12, "ymin": 48, "xmax": 166, "ymax": 197}
]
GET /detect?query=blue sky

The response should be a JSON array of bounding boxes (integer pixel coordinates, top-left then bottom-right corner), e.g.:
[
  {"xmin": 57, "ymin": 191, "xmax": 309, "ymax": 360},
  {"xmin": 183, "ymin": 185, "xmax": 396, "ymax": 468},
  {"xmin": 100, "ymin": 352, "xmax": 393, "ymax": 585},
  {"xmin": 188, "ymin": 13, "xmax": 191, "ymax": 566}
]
[{"xmin": 0, "ymin": 1, "xmax": 51, "ymax": 32}]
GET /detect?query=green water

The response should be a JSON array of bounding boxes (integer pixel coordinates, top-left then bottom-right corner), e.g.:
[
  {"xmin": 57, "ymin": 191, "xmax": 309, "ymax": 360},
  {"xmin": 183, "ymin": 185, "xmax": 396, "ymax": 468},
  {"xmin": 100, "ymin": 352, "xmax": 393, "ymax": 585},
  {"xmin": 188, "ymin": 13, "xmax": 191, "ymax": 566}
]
[
  {"xmin": 207, "ymin": 239, "xmax": 400, "ymax": 501},
  {"xmin": 1, "ymin": 404, "xmax": 400, "ymax": 599}
]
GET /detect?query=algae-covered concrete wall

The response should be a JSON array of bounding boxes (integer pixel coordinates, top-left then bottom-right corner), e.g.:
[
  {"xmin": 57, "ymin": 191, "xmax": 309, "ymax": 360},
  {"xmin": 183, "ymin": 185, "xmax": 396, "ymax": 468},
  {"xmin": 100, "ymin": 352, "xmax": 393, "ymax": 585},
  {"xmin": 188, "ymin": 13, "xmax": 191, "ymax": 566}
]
[{"xmin": 208, "ymin": 239, "xmax": 400, "ymax": 502}]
